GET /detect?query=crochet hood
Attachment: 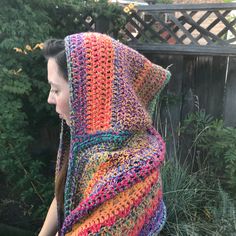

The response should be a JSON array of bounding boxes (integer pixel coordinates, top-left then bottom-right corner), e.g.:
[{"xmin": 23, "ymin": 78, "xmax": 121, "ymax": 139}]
[{"xmin": 56, "ymin": 32, "xmax": 171, "ymax": 236}]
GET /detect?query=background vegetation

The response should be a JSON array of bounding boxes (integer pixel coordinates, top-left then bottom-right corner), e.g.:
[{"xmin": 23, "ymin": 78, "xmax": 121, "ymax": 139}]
[{"xmin": 0, "ymin": 0, "xmax": 235, "ymax": 235}]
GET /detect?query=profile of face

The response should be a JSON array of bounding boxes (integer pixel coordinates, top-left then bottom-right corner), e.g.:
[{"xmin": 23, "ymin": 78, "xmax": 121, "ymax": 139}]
[{"xmin": 47, "ymin": 58, "xmax": 70, "ymax": 126}]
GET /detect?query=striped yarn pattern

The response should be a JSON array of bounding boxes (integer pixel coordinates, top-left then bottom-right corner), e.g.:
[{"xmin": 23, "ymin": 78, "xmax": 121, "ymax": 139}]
[{"xmin": 56, "ymin": 33, "xmax": 171, "ymax": 236}]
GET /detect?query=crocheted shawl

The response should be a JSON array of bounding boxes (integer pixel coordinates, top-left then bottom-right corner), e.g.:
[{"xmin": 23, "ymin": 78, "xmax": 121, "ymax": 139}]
[{"xmin": 56, "ymin": 32, "xmax": 171, "ymax": 236}]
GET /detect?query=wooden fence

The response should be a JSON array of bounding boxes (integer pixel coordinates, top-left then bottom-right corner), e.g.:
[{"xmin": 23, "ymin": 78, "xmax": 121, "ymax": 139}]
[{"xmin": 146, "ymin": 53, "xmax": 235, "ymax": 159}]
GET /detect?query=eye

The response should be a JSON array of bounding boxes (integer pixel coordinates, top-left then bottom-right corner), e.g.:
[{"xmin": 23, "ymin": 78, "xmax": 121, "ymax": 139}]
[{"xmin": 50, "ymin": 89, "xmax": 59, "ymax": 94}]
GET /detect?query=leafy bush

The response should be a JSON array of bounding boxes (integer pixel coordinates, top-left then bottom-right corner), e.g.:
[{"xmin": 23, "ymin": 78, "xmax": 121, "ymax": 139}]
[
  {"xmin": 181, "ymin": 111, "xmax": 236, "ymax": 199},
  {"xmin": 0, "ymin": 0, "xmax": 56, "ymax": 230}
]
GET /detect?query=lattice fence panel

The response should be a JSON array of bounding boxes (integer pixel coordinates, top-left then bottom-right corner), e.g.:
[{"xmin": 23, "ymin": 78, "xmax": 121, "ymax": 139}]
[{"xmin": 121, "ymin": 4, "xmax": 236, "ymax": 47}]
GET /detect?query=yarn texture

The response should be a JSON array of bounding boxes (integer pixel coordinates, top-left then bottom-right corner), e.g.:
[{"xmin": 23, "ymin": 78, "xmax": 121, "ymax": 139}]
[{"xmin": 56, "ymin": 32, "xmax": 171, "ymax": 236}]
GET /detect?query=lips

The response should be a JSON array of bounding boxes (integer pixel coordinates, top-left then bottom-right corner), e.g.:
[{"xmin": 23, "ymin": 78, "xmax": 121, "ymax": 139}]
[{"xmin": 56, "ymin": 110, "xmax": 62, "ymax": 119}]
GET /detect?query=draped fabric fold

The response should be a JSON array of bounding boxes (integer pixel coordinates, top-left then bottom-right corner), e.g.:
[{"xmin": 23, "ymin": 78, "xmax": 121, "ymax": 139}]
[{"xmin": 56, "ymin": 32, "xmax": 171, "ymax": 236}]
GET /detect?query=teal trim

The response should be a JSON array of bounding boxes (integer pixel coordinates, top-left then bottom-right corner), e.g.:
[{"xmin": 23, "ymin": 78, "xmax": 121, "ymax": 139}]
[{"xmin": 148, "ymin": 69, "xmax": 171, "ymax": 117}]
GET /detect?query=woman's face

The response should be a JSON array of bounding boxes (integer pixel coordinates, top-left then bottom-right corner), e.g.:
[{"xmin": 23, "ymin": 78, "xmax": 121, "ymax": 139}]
[{"xmin": 47, "ymin": 58, "xmax": 70, "ymax": 126}]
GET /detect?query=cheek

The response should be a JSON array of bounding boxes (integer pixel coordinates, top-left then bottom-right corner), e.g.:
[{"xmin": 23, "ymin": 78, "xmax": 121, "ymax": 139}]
[{"xmin": 60, "ymin": 97, "xmax": 70, "ymax": 114}]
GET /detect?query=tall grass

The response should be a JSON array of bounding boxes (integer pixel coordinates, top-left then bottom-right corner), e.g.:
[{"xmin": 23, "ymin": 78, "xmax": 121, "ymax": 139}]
[{"xmin": 160, "ymin": 160, "xmax": 236, "ymax": 236}]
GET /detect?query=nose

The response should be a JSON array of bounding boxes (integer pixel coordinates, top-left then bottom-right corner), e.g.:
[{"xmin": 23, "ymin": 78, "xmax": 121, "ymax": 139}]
[{"xmin": 47, "ymin": 92, "xmax": 56, "ymax": 105}]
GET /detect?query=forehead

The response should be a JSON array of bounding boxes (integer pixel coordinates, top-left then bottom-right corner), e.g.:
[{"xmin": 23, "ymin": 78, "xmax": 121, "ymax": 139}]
[
  {"xmin": 47, "ymin": 58, "xmax": 60, "ymax": 77},
  {"xmin": 47, "ymin": 58, "xmax": 65, "ymax": 86}
]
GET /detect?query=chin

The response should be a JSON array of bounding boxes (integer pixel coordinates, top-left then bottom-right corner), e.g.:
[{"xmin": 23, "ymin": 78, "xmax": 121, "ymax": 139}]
[{"xmin": 65, "ymin": 119, "xmax": 71, "ymax": 126}]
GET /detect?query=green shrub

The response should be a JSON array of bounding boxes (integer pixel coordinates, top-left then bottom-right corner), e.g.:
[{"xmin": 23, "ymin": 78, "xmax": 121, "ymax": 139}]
[
  {"xmin": 0, "ymin": 223, "xmax": 33, "ymax": 236},
  {"xmin": 181, "ymin": 111, "xmax": 236, "ymax": 199}
]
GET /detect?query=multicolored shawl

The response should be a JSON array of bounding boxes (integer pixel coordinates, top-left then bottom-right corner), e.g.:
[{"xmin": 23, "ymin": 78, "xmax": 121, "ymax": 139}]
[{"xmin": 56, "ymin": 32, "xmax": 171, "ymax": 236}]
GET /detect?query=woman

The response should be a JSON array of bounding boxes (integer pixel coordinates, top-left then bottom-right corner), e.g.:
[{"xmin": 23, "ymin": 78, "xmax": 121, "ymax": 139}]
[{"xmin": 39, "ymin": 32, "xmax": 171, "ymax": 236}]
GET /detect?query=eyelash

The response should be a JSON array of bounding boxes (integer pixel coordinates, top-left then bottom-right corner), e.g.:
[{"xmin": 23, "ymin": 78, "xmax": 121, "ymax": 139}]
[{"xmin": 50, "ymin": 89, "xmax": 58, "ymax": 94}]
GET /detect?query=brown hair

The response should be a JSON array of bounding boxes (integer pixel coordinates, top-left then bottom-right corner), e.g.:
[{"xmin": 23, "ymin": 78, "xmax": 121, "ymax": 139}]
[{"xmin": 43, "ymin": 39, "xmax": 69, "ymax": 210}]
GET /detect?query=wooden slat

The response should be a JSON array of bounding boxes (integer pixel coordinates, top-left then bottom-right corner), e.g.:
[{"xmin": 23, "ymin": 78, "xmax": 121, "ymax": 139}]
[
  {"xmin": 167, "ymin": 13, "xmax": 198, "ymax": 45},
  {"xmin": 124, "ymin": 27, "xmax": 138, "ymax": 42},
  {"xmin": 79, "ymin": 15, "xmax": 95, "ymax": 31},
  {"xmin": 224, "ymin": 56, "xmax": 236, "ymax": 126},
  {"xmin": 128, "ymin": 43, "xmax": 236, "ymax": 56},
  {"xmin": 127, "ymin": 18, "xmax": 145, "ymax": 34},
  {"xmin": 181, "ymin": 11, "xmax": 212, "ymax": 44},
  {"xmin": 194, "ymin": 56, "xmax": 226, "ymax": 118},
  {"xmin": 214, "ymin": 11, "xmax": 236, "ymax": 37},
  {"xmin": 167, "ymin": 12, "xmax": 196, "ymax": 42},
  {"xmin": 165, "ymin": 12, "xmax": 200, "ymax": 42},
  {"xmin": 127, "ymin": 12, "xmax": 166, "ymax": 42},
  {"xmin": 150, "ymin": 12, "xmax": 182, "ymax": 43},
  {"xmin": 148, "ymin": 54, "xmax": 184, "ymax": 159},
  {"xmin": 138, "ymin": 3, "xmax": 236, "ymax": 12},
  {"xmin": 217, "ymin": 17, "xmax": 236, "ymax": 38},
  {"xmin": 210, "ymin": 56, "xmax": 228, "ymax": 117},
  {"xmin": 195, "ymin": 10, "xmax": 230, "ymax": 42},
  {"xmin": 179, "ymin": 11, "xmax": 212, "ymax": 43},
  {"xmin": 132, "ymin": 11, "xmax": 167, "ymax": 42},
  {"xmin": 227, "ymin": 37, "xmax": 236, "ymax": 44},
  {"xmin": 181, "ymin": 10, "xmax": 227, "ymax": 45},
  {"xmin": 178, "ymin": 55, "xmax": 196, "ymax": 162}
]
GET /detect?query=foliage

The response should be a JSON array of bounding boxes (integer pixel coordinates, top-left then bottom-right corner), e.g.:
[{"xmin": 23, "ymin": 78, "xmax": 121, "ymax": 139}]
[
  {"xmin": 0, "ymin": 0, "xmax": 56, "ymax": 231},
  {"xmin": 52, "ymin": 0, "xmax": 126, "ymax": 38},
  {"xmin": 76, "ymin": 0, "xmax": 126, "ymax": 37},
  {"xmin": 181, "ymin": 111, "xmax": 236, "ymax": 199},
  {"xmin": 161, "ymin": 160, "xmax": 236, "ymax": 235},
  {"xmin": 0, "ymin": 223, "xmax": 33, "ymax": 236}
]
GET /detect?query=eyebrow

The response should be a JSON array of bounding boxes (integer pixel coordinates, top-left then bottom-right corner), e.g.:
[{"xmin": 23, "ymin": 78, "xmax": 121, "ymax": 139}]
[{"xmin": 48, "ymin": 81, "xmax": 59, "ymax": 87}]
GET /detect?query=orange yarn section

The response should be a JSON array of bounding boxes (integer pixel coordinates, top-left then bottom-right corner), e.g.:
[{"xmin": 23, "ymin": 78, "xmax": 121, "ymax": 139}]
[
  {"xmin": 134, "ymin": 61, "xmax": 152, "ymax": 93},
  {"xmin": 65, "ymin": 170, "xmax": 160, "ymax": 236},
  {"xmin": 85, "ymin": 34, "xmax": 114, "ymax": 134},
  {"xmin": 130, "ymin": 184, "xmax": 162, "ymax": 235},
  {"xmin": 134, "ymin": 61, "xmax": 168, "ymax": 108}
]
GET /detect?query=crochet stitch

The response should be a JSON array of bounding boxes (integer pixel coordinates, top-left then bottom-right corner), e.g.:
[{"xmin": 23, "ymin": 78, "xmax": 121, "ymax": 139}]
[{"xmin": 56, "ymin": 32, "xmax": 171, "ymax": 236}]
